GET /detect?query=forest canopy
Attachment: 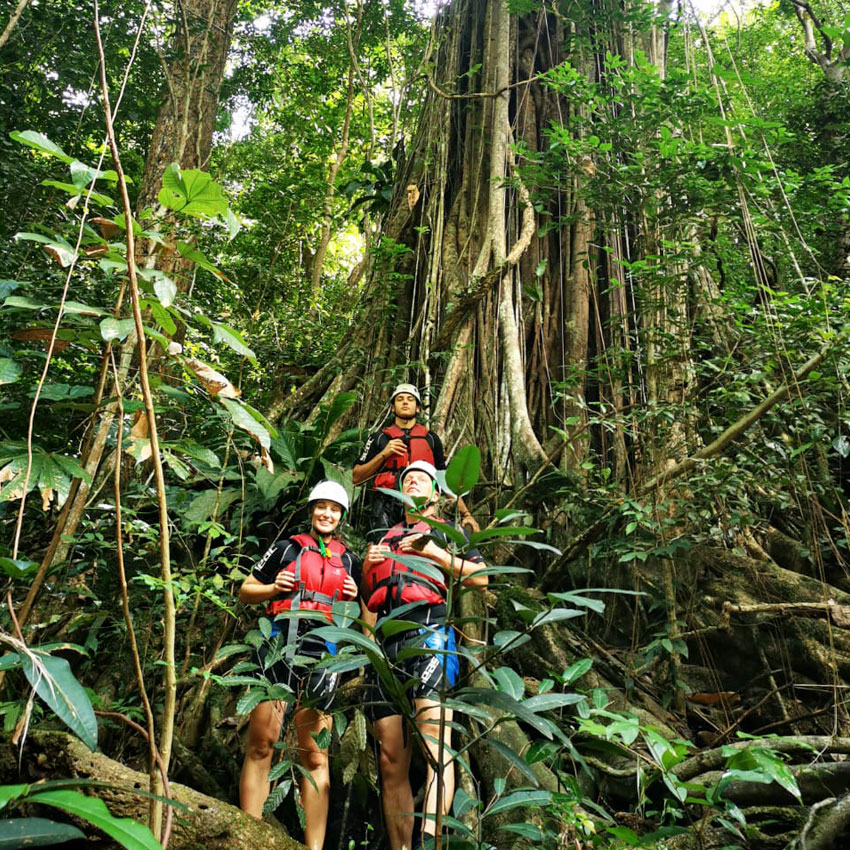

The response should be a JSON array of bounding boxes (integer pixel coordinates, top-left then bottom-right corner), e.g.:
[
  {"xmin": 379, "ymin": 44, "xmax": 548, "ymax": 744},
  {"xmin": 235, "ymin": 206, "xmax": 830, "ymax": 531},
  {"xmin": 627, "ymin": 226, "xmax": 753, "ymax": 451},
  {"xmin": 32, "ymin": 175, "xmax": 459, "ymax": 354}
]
[{"xmin": 1, "ymin": 0, "xmax": 849, "ymax": 848}]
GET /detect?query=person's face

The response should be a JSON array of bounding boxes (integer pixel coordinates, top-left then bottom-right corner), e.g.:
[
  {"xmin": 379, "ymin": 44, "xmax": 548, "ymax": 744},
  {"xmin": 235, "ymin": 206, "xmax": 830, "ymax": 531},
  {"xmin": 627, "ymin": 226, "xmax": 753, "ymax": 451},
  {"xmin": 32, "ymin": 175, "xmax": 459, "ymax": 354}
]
[
  {"xmin": 311, "ymin": 499, "xmax": 343, "ymax": 535},
  {"xmin": 393, "ymin": 392, "xmax": 419, "ymax": 419},
  {"xmin": 401, "ymin": 470, "xmax": 436, "ymax": 501}
]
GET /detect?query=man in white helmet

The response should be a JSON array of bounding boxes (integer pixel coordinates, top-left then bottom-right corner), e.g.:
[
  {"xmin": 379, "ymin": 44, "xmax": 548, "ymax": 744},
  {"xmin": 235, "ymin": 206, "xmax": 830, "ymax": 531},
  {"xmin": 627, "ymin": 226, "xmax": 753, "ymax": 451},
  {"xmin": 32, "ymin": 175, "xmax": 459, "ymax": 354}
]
[
  {"xmin": 361, "ymin": 461, "xmax": 488, "ymax": 850},
  {"xmin": 353, "ymin": 383, "xmax": 479, "ymax": 539}
]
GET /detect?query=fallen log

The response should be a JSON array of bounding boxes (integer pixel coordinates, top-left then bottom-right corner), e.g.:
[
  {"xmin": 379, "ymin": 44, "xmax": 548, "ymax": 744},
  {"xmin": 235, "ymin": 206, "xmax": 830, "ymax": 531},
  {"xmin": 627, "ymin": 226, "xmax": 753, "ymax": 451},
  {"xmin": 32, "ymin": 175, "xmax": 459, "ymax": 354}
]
[{"xmin": 0, "ymin": 731, "xmax": 304, "ymax": 850}]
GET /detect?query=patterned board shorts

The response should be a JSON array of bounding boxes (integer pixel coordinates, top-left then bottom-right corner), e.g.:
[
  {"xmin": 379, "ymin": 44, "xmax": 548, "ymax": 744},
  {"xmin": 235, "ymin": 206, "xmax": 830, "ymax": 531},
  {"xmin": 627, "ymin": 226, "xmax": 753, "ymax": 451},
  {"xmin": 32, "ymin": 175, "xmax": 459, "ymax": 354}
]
[{"xmin": 256, "ymin": 630, "xmax": 341, "ymax": 715}]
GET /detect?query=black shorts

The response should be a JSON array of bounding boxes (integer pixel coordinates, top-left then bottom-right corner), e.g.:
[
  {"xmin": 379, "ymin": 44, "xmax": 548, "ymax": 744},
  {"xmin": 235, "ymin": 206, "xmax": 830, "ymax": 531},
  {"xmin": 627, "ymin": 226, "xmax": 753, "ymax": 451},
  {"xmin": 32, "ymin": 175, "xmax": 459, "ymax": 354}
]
[
  {"xmin": 256, "ymin": 632, "xmax": 341, "ymax": 714},
  {"xmin": 369, "ymin": 620, "xmax": 459, "ymax": 720}
]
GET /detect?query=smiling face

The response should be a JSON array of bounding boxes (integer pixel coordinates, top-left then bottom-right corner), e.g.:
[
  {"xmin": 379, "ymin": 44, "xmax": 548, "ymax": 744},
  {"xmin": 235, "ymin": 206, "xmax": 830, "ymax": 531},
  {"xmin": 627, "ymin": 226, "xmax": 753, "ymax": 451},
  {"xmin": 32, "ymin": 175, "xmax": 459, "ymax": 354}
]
[
  {"xmin": 392, "ymin": 392, "xmax": 419, "ymax": 420},
  {"xmin": 310, "ymin": 499, "xmax": 343, "ymax": 536},
  {"xmin": 401, "ymin": 469, "xmax": 437, "ymax": 502}
]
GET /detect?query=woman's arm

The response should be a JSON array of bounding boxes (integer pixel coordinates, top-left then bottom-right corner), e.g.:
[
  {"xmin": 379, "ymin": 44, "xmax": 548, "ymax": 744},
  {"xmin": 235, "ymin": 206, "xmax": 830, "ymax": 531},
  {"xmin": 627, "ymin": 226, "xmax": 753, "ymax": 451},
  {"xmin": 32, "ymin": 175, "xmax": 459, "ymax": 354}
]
[{"xmin": 239, "ymin": 571, "xmax": 295, "ymax": 605}]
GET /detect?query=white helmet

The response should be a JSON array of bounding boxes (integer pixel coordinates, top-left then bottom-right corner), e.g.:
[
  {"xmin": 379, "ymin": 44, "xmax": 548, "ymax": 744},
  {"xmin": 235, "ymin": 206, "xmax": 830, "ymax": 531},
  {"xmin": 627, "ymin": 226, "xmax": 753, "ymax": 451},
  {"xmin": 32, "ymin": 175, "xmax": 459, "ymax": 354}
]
[
  {"xmin": 390, "ymin": 383, "xmax": 421, "ymax": 404},
  {"xmin": 307, "ymin": 480, "xmax": 350, "ymax": 511},
  {"xmin": 399, "ymin": 460, "xmax": 440, "ymax": 493}
]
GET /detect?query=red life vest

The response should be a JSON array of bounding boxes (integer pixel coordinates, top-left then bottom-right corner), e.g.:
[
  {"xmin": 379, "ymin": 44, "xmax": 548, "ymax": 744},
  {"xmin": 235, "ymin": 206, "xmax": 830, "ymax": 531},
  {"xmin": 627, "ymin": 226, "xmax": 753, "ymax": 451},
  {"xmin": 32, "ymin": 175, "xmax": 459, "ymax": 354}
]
[
  {"xmin": 363, "ymin": 520, "xmax": 448, "ymax": 612},
  {"xmin": 373, "ymin": 423, "xmax": 435, "ymax": 491},
  {"xmin": 267, "ymin": 533, "xmax": 349, "ymax": 622}
]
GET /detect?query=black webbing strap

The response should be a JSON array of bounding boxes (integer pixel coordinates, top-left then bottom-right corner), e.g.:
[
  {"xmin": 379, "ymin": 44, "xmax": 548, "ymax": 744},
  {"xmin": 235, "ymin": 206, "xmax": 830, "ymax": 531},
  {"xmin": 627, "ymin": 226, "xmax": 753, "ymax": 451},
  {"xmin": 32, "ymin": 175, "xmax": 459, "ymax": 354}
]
[{"xmin": 285, "ymin": 550, "xmax": 304, "ymax": 660}]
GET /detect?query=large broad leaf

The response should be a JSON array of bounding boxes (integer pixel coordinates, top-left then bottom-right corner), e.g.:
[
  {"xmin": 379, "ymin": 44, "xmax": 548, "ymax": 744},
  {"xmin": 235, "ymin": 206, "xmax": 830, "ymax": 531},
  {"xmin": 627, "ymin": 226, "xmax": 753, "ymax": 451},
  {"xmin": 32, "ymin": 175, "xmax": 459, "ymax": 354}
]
[
  {"xmin": 158, "ymin": 164, "xmax": 229, "ymax": 218},
  {"xmin": 487, "ymin": 789, "xmax": 552, "ymax": 817},
  {"xmin": 10, "ymin": 131, "xmax": 74, "ymax": 164},
  {"xmin": 29, "ymin": 789, "xmax": 162, "ymax": 850},
  {"xmin": 183, "ymin": 488, "xmax": 242, "ymax": 524},
  {"xmin": 315, "ymin": 392, "xmax": 357, "ymax": 441},
  {"xmin": 19, "ymin": 651, "xmax": 98, "ymax": 750},
  {"xmin": 445, "ymin": 445, "xmax": 481, "ymax": 496},
  {"xmin": 177, "ymin": 241, "xmax": 228, "ymax": 281},
  {"xmin": 212, "ymin": 323, "xmax": 256, "ymax": 362},
  {"xmin": 219, "ymin": 398, "xmax": 271, "ymax": 449},
  {"xmin": 100, "ymin": 317, "xmax": 136, "ymax": 342},
  {"xmin": 522, "ymin": 692, "xmax": 585, "ymax": 712},
  {"xmin": 453, "ymin": 687, "xmax": 556, "ymax": 739},
  {"xmin": 2, "ymin": 295, "xmax": 48, "ymax": 310},
  {"xmin": 485, "ymin": 740, "xmax": 541, "ymax": 787},
  {"xmin": 0, "ymin": 558, "xmax": 38, "ymax": 578},
  {"xmin": 0, "ymin": 817, "xmax": 85, "ymax": 848},
  {"xmin": 0, "ymin": 359, "xmax": 21, "ymax": 385},
  {"xmin": 41, "ymin": 180, "xmax": 114, "ymax": 207}
]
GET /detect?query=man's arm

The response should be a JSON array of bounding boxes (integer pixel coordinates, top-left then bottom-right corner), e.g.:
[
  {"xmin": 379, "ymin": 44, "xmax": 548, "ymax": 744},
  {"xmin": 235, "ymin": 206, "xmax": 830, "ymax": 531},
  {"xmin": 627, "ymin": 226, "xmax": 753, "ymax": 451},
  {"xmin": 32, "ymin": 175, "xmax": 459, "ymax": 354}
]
[
  {"xmin": 456, "ymin": 495, "xmax": 480, "ymax": 533},
  {"xmin": 352, "ymin": 435, "xmax": 406, "ymax": 485},
  {"xmin": 396, "ymin": 535, "xmax": 487, "ymax": 589}
]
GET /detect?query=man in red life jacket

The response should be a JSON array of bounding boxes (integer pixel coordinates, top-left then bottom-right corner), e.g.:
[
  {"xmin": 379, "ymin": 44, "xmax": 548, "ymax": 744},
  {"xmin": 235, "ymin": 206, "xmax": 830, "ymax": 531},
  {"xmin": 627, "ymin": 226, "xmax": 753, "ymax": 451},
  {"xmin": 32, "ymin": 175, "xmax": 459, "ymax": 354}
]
[
  {"xmin": 239, "ymin": 481, "xmax": 363, "ymax": 849},
  {"xmin": 361, "ymin": 461, "xmax": 488, "ymax": 850},
  {"xmin": 353, "ymin": 383, "xmax": 479, "ymax": 540}
]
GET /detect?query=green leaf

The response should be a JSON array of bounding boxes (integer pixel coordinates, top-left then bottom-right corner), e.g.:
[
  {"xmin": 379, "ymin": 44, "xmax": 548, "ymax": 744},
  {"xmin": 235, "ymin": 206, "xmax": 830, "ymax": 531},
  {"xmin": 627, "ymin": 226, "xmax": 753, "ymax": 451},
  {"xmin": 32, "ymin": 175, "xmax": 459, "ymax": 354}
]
[
  {"xmin": 100, "ymin": 318, "xmax": 136, "ymax": 342},
  {"xmin": 487, "ymin": 789, "xmax": 552, "ymax": 816},
  {"xmin": 499, "ymin": 823, "xmax": 545, "ymax": 841},
  {"xmin": 10, "ymin": 131, "xmax": 73, "ymax": 164},
  {"xmin": 19, "ymin": 651, "xmax": 98, "ymax": 750},
  {"xmin": 486, "ymin": 739, "xmax": 541, "ymax": 786},
  {"xmin": 492, "ymin": 666, "xmax": 525, "ymax": 700},
  {"xmin": 176, "ymin": 241, "xmax": 227, "ymax": 280},
  {"xmin": 452, "ymin": 787, "xmax": 480, "ymax": 817},
  {"xmin": 219, "ymin": 398, "xmax": 271, "ymax": 450},
  {"xmin": 0, "ymin": 359, "xmax": 21, "ymax": 385},
  {"xmin": 34, "ymin": 384, "xmax": 94, "ymax": 401},
  {"xmin": 63, "ymin": 301, "xmax": 108, "ymax": 316},
  {"xmin": 0, "ymin": 557, "xmax": 38, "ymax": 578},
  {"xmin": 41, "ymin": 180, "xmax": 114, "ymax": 206},
  {"xmin": 212, "ymin": 323, "xmax": 256, "ymax": 362},
  {"xmin": 0, "ymin": 817, "xmax": 85, "ymax": 848},
  {"xmin": 153, "ymin": 276, "xmax": 177, "ymax": 308},
  {"xmin": 531, "ymin": 608, "xmax": 584, "ymax": 628},
  {"xmin": 30, "ymin": 789, "xmax": 162, "ymax": 850},
  {"xmin": 2, "ymin": 295, "xmax": 48, "ymax": 310},
  {"xmin": 159, "ymin": 165, "xmax": 229, "ymax": 218},
  {"xmin": 445, "ymin": 445, "xmax": 481, "ymax": 496},
  {"xmin": 562, "ymin": 658, "xmax": 593, "ymax": 684},
  {"xmin": 183, "ymin": 488, "xmax": 241, "ymax": 525},
  {"xmin": 522, "ymin": 692, "xmax": 585, "ymax": 712},
  {"xmin": 454, "ymin": 687, "xmax": 555, "ymax": 739}
]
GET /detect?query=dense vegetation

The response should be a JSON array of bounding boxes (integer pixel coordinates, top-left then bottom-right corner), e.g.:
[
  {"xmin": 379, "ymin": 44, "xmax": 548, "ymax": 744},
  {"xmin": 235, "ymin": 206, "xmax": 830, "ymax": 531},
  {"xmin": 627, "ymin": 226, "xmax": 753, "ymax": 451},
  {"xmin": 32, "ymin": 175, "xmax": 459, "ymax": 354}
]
[{"xmin": 1, "ymin": 0, "xmax": 850, "ymax": 848}]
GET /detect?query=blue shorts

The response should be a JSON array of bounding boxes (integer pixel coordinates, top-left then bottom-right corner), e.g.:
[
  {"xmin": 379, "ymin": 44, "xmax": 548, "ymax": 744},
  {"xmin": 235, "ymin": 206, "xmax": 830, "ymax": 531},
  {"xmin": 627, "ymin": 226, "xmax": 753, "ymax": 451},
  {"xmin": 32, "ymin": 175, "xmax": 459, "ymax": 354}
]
[{"xmin": 370, "ymin": 624, "xmax": 459, "ymax": 719}]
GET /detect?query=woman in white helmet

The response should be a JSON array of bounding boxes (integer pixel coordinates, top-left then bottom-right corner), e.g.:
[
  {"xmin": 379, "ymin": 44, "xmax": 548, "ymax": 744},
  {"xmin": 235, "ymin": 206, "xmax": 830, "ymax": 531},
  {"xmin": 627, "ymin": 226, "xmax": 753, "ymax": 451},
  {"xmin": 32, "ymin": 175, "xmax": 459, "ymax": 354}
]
[{"xmin": 238, "ymin": 480, "xmax": 362, "ymax": 850}]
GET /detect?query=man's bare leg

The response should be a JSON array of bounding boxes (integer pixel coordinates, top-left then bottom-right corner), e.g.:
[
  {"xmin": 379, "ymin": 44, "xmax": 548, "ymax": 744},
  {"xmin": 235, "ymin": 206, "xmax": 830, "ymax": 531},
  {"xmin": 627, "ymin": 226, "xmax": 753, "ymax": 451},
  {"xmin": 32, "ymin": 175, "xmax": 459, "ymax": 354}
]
[
  {"xmin": 375, "ymin": 713, "xmax": 414, "ymax": 850},
  {"xmin": 415, "ymin": 698, "xmax": 454, "ymax": 842}
]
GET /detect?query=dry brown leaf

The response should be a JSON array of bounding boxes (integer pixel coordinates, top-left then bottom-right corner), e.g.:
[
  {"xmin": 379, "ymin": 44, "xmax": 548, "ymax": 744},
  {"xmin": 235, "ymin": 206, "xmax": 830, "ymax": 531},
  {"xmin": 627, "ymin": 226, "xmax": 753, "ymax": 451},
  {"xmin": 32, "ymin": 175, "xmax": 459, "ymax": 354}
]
[
  {"xmin": 83, "ymin": 245, "xmax": 108, "ymax": 258},
  {"xmin": 167, "ymin": 342, "xmax": 183, "ymax": 356},
  {"xmin": 41, "ymin": 487, "xmax": 53, "ymax": 511},
  {"xmin": 579, "ymin": 154, "xmax": 596, "ymax": 177},
  {"xmin": 9, "ymin": 327, "xmax": 70, "ymax": 351},
  {"xmin": 687, "ymin": 691, "xmax": 741, "ymax": 707},
  {"xmin": 830, "ymin": 603, "xmax": 850, "ymax": 628},
  {"xmin": 130, "ymin": 410, "xmax": 150, "ymax": 440},
  {"xmin": 406, "ymin": 184, "xmax": 420, "ymax": 210},
  {"xmin": 185, "ymin": 357, "xmax": 241, "ymax": 398},
  {"xmin": 0, "ymin": 466, "xmax": 26, "ymax": 503},
  {"xmin": 91, "ymin": 217, "xmax": 120, "ymax": 239},
  {"xmin": 259, "ymin": 446, "xmax": 275, "ymax": 474}
]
